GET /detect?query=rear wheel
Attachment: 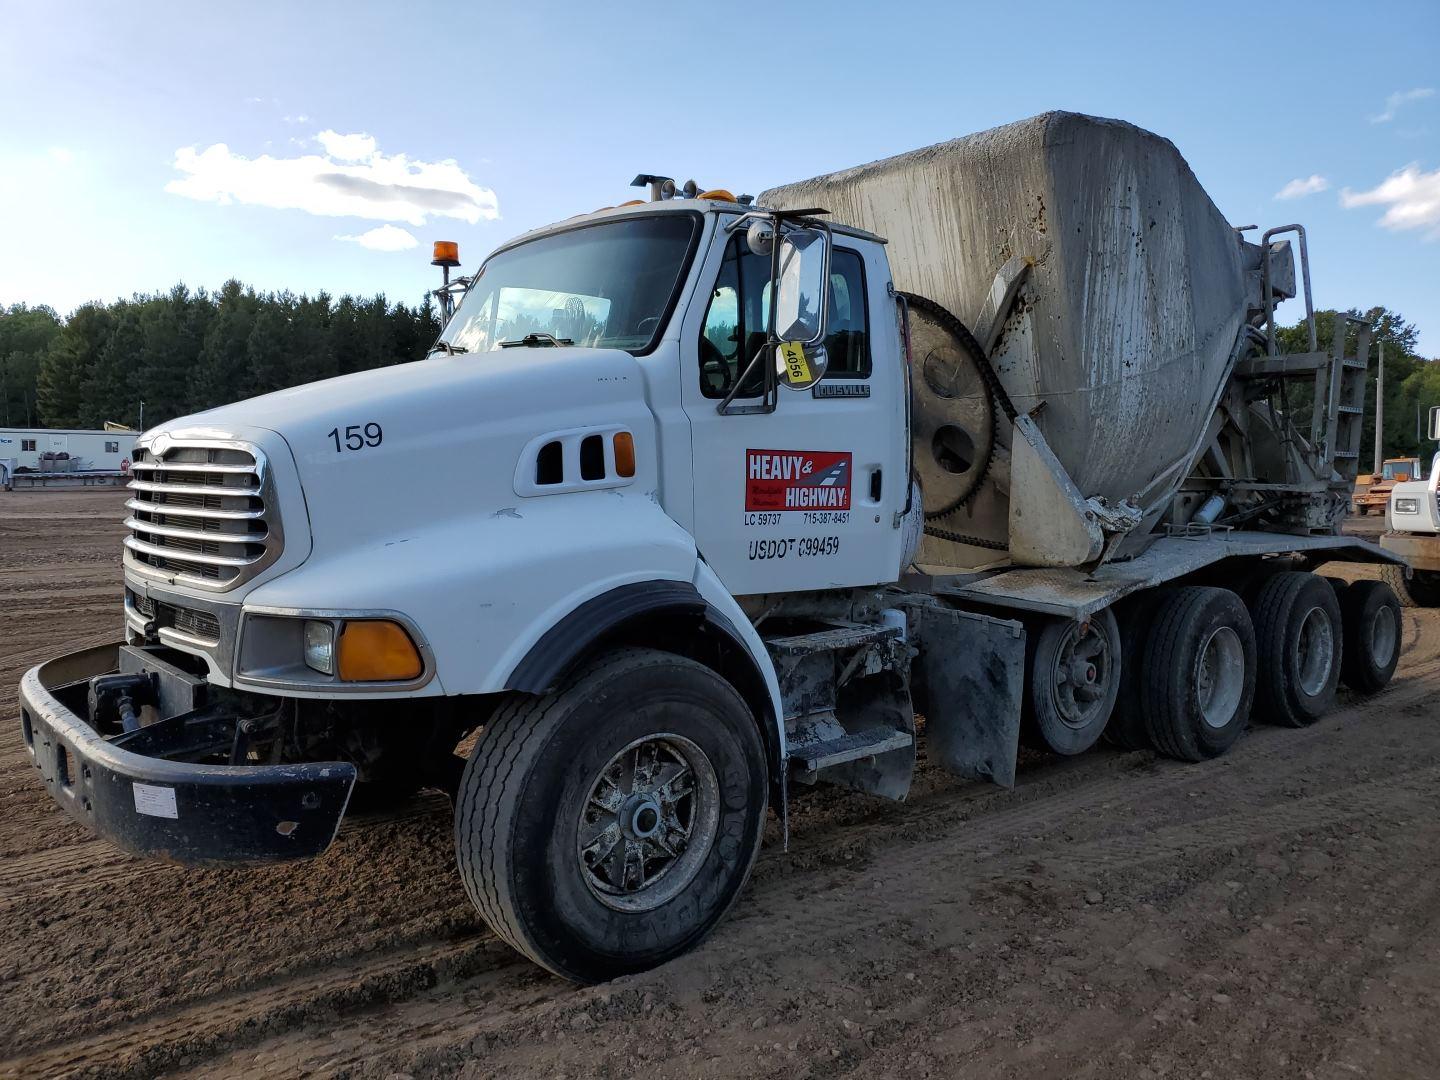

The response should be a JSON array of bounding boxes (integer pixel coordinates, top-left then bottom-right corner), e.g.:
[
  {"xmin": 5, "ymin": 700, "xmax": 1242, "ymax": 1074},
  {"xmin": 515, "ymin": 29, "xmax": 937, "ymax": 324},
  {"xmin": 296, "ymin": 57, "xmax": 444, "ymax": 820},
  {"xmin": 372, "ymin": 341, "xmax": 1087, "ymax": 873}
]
[
  {"xmin": 1380, "ymin": 564, "xmax": 1440, "ymax": 608},
  {"xmin": 1339, "ymin": 580, "xmax": 1402, "ymax": 693},
  {"xmin": 1027, "ymin": 608, "xmax": 1121, "ymax": 756},
  {"xmin": 455, "ymin": 648, "xmax": 768, "ymax": 983},
  {"xmin": 1251, "ymin": 571, "xmax": 1343, "ymax": 727},
  {"xmin": 1142, "ymin": 587, "xmax": 1256, "ymax": 762}
]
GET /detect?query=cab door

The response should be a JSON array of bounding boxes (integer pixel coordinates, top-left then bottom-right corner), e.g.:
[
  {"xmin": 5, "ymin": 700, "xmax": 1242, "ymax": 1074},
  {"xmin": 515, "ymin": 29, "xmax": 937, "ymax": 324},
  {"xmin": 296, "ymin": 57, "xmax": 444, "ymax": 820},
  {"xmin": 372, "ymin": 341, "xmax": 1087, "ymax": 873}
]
[{"xmin": 679, "ymin": 222, "xmax": 906, "ymax": 596}]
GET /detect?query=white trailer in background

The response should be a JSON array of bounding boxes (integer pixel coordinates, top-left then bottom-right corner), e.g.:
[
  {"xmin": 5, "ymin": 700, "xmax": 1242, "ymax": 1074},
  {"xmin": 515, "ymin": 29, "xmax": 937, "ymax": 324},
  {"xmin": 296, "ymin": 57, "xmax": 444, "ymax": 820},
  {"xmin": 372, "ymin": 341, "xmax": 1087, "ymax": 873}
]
[{"xmin": 0, "ymin": 427, "xmax": 138, "ymax": 474}]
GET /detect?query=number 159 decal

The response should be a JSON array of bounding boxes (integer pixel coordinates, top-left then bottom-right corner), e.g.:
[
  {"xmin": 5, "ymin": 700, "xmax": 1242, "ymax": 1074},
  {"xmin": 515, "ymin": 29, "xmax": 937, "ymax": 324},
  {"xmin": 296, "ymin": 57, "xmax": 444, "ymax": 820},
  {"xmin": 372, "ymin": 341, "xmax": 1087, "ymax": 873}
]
[{"xmin": 327, "ymin": 423, "xmax": 383, "ymax": 452}]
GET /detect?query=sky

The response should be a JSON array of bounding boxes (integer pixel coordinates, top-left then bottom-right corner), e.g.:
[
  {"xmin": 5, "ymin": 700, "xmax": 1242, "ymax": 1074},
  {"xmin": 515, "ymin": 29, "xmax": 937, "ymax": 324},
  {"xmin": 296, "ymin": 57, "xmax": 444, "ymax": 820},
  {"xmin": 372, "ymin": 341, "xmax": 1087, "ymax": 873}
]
[{"xmin": 1, "ymin": 0, "xmax": 1437, "ymax": 354}]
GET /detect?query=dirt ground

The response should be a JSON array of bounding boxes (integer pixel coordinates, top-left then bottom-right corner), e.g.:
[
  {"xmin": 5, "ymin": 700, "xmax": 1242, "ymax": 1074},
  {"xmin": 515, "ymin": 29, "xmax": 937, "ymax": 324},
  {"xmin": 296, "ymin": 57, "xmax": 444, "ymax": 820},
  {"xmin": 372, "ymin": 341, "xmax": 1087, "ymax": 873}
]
[{"xmin": 2, "ymin": 489, "xmax": 1438, "ymax": 1079}]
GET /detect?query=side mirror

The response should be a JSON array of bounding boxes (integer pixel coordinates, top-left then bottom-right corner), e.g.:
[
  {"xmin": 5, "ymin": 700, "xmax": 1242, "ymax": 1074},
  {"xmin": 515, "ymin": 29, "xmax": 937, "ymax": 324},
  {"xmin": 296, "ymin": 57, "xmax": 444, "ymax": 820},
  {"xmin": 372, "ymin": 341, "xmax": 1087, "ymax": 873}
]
[
  {"xmin": 1429, "ymin": 404, "xmax": 1440, "ymax": 442},
  {"xmin": 772, "ymin": 227, "xmax": 830, "ymax": 390}
]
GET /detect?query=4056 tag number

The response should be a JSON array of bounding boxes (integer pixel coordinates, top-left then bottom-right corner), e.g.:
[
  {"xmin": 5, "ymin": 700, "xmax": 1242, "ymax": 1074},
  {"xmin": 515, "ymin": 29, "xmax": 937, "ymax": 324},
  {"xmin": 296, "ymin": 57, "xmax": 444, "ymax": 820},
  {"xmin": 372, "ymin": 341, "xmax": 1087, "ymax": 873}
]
[{"xmin": 327, "ymin": 422, "xmax": 383, "ymax": 453}]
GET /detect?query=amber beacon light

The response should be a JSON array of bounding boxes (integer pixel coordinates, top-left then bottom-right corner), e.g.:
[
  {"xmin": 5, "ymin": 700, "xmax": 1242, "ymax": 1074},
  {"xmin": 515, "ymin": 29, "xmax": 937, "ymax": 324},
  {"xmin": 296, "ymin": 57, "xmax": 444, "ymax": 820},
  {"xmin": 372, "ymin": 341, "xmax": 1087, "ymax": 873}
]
[{"xmin": 431, "ymin": 240, "xmax": 461, "ymax": 268}]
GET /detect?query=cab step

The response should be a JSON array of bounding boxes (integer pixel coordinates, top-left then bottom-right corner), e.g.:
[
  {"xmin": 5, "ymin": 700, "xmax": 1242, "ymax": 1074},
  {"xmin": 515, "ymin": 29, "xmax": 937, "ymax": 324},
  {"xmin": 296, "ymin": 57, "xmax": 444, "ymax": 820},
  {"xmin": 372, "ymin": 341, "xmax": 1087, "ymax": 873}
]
[
  {"xmin": 763, "ymin": 621, "xmax": 900, "ymax": 658},
  {"xmin": 787, "ymin": 727, "xmax": 914, "ymax": 772}
]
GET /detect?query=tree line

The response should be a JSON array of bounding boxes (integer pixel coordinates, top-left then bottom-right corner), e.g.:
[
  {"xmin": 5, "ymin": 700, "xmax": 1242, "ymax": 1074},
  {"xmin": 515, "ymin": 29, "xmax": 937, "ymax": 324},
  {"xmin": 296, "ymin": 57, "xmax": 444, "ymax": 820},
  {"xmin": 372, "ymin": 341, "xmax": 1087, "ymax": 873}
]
[
  {"xmin": 0, "ymin": 282, "xmax": 441, "ymax": 431},
  {"xmin": 0, "ymin": 291, "xmax": 1435, "ymax": 459},
  {"xmin": 1275, "ymin": 306, "xmax": 1439, "ymax": 464}
]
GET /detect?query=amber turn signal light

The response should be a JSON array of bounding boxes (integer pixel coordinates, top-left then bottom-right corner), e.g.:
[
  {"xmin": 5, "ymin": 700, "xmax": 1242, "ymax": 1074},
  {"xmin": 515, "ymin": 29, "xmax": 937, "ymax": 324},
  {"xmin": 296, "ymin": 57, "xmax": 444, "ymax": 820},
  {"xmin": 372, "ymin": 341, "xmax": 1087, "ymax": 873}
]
[
  {"xmin": 336, "ymin": 620, "xmax": 423, "ymax": 682},
  {"xmin": 613, "ymin": 431, "xmax": 635, "ymax": 477}
]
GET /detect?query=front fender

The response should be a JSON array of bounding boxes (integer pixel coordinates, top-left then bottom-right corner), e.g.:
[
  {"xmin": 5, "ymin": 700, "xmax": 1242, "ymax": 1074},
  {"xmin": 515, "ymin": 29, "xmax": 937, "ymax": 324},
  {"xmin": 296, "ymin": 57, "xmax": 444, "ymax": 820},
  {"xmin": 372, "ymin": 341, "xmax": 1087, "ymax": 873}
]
[{"xmin": 242, "ymin": 489, "xmax": 699, "ymax": 696}]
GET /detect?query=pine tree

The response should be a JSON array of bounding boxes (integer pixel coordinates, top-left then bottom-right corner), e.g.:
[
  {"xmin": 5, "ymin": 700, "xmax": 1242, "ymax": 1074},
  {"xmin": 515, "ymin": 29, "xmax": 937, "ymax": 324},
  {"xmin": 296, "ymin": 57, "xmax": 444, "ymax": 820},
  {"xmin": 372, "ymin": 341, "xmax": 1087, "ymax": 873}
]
[
  {"xmin": 287, "ymin": 293, "xmax": 337, "ymax": 386},
  {"xmin": 83, "ymin": 304, "xmax": 144, "ymax": 428},
  {"xmin": 189, "ymin": 280, "xmax": 256, "ymax": 411},
  {"xmin": 244, "ymin": 305, "xmax": 290, "ymax": 397},
  {"xmin": 38, "ymin": 304, "xmax": 111, "ymax": 427},
  {"xmin": 133, "ymin": 286, "xmax": 201, "ymax": 425}
]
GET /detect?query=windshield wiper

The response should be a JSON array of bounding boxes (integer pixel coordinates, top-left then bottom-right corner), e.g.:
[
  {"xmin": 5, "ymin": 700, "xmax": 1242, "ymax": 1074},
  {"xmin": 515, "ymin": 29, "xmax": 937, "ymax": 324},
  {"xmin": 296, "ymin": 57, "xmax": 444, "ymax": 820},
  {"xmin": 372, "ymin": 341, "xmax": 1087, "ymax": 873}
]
[
  {"xmin": 429, "ymin": 341, "xmax": 468, "ymax": 356},
  {"xmin": 499, "ymin": 332, "xmax": 573, "ymax": 349}
]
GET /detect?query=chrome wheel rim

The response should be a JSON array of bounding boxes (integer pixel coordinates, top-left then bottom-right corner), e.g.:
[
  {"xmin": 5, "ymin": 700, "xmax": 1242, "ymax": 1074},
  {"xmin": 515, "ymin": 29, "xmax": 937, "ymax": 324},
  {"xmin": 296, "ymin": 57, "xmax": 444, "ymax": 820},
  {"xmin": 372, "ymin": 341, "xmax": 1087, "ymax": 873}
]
[
  {"xmin": 1047, "ymin": 619, "xmax": 1114, "ymax": 731},
  {"xmin": 1197, "ymin": 625, "xmax": 1245, "ymax": 729},
  {"xmin": 1369, "ymin": 604, "xmax": 1398, "ymax": 668},
  {"xmin": 577, "ymin": 733, "xmax": 719, "ymax": 913},
  {"xmin": 1296, "ymin": 605, "xmax": 1335, "ymax": 696}
]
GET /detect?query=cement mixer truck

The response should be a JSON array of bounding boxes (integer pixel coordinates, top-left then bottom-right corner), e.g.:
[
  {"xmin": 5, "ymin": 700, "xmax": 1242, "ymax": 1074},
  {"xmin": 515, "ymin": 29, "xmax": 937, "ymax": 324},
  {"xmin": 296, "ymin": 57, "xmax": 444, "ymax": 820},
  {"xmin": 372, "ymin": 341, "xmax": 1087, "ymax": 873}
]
[{"xmin": 18, "ymin": 112, "xmax": 1408, "ymax": 983}]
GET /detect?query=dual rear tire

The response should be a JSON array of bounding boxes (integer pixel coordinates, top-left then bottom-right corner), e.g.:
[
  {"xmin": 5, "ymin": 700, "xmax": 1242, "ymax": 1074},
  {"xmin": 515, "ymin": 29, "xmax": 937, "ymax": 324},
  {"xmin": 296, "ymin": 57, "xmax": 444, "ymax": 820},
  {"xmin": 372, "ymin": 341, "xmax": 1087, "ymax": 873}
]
[
  {"xmin": 1139, "ymin": 587, "xmax": 1257, "ymax": 761},
  {"xmin": 1105, "ymin": 571, "xmax": 1401, "ymax": 760}
]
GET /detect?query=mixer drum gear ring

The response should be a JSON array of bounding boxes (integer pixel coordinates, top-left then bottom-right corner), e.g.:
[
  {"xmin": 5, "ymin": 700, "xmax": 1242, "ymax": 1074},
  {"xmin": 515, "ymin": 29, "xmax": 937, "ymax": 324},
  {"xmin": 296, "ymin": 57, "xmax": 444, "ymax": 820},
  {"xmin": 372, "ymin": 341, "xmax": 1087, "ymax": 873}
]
[{"xmin": 903, "ymin": 294, "xmax": 1000, "ymax": 518}]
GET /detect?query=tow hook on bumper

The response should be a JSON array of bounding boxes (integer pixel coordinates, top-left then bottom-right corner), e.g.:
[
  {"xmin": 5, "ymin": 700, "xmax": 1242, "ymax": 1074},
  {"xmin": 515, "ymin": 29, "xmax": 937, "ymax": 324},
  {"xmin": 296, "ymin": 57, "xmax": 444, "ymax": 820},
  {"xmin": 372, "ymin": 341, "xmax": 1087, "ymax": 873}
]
[{"xmin": 18, "ymin": 642, "xmax": 356, "ymax": 864}]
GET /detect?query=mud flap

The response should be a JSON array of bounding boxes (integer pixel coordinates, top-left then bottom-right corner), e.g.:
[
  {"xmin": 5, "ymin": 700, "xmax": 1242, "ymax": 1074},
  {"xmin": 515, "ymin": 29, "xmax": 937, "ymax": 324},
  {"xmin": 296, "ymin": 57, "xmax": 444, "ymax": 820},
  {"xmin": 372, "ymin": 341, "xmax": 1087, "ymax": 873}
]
[{"xmin": 916, "ymin": 605, "xmax": 1026, "ymax": 788}]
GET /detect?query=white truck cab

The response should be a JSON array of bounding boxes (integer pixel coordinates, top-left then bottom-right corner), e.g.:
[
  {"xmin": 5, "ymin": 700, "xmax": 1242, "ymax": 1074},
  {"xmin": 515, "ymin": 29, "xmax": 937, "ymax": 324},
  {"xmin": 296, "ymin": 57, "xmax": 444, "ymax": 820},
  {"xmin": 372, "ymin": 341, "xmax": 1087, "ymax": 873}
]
[{"xmin": 1381, "ymin": 407, "xmax": 1440, "ymax": 607}]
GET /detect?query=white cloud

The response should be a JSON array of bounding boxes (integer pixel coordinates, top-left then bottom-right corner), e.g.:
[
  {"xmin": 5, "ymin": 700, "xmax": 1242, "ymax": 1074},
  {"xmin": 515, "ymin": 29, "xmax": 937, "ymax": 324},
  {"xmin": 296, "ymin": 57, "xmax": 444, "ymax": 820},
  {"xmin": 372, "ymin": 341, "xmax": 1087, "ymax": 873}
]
[
  {"xmin": 336, "ymin": 224, "xmax": 418, "ymax": 252},
  {"xmin": 1371, "ymin": 87, "xmax": 1435, "ymax": 124},
  {"xmin": 1275, "ymin": 174, "xmax": 1329, "ymax": 200},
  {"xmin": 282, "ymin": 114, "xmax": 310, "ymax": 125},
  {"xmin": 316, "ymin": 129, "xmax": 376, "ymax": 161},
  {"xmin": 1341, "ymin": 163, "xmax": 1440, "ymax": 240},
  {"xmin": 47, "ymin": 147, "xmax": 74, "ymax": 165},
  {"xmin": 165, "ymin": 133, "xmax": 499, "ymax": 227}
]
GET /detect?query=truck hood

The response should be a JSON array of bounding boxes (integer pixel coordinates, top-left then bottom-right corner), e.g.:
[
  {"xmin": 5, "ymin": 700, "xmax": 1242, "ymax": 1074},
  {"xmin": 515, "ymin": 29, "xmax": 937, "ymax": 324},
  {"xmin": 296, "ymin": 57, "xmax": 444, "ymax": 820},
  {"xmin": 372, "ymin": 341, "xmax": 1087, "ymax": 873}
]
[{"xmin": 149, "ymin": 347, "xmax": 657, "ymax": 565}]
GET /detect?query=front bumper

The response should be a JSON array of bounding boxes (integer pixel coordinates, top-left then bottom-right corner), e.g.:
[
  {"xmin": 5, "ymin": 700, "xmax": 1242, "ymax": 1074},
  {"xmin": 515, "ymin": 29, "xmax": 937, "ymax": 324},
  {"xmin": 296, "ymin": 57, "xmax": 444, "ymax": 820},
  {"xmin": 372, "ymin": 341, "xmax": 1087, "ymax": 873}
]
[
  {"xmin": 1381, "ymin": 530, "xmax": 1440, "ymax": 572},
  {"xmin": 18, "ymin": 642, "xmax": 355, "ymax": 864}
]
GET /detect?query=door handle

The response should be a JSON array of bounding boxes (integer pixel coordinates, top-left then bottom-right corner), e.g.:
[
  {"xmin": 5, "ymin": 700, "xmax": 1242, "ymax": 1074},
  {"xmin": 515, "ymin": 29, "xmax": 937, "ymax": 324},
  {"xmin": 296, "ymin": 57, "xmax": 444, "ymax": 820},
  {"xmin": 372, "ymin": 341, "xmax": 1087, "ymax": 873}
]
[{"xmin": 869, "ymin": 467, "xmax": 883, "ymax": 502}]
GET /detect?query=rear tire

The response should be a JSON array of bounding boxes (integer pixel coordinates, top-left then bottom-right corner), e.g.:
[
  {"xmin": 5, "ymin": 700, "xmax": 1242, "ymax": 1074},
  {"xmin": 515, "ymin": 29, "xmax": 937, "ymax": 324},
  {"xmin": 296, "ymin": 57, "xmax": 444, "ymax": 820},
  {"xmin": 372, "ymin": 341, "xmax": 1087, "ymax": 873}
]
[
  {"xmin": 1142, "ymin": 587, "xmax": 1256, "ymax": 762},
  {"xmin": 1027, "ymin": 608, "xmax": 1121, "ymax": 756},
  {"xmin": 1339, "ymin": 580, "xmax": 1402, "ymax": 693},
  {"xmin": 1250, "ymin": 571, "xmax": 1343, "ymax": 727},
  {"xmin": 455, "ymin": 648, "xmax": 768, "ymax": 983},
  {"xmin": 1380, "ymin": 564, "xmax": 1440, "ymax": 608}
]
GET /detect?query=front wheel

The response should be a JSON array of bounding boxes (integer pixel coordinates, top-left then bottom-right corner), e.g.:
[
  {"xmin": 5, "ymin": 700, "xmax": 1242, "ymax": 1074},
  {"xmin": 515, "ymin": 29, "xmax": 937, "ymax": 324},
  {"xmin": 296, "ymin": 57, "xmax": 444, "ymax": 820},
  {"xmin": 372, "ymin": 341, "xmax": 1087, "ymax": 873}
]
[
  {"xmin": 1380, "ymin": 564, "xmax": 1440, "ymax": 608},
  {"xmin": 455, "ymin": 647, "xmax": 768, "ymax": 983}
]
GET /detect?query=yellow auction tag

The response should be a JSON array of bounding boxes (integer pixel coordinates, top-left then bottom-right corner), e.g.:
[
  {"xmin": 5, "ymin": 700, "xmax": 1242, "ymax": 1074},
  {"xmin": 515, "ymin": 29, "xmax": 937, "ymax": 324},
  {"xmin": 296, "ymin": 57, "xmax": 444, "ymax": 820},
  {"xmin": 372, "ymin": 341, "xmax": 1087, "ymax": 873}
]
[{"xmin": 778, "ymin": 342, "xmax": 813, "ymax": 385}]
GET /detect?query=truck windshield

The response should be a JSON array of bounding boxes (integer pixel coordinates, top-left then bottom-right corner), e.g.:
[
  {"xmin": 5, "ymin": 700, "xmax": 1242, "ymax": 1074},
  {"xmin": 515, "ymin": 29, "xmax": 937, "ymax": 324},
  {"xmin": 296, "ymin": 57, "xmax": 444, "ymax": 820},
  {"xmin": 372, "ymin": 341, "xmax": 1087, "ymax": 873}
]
[{"xmin": 440, "ymin": 214, "xmax": 700, "ymax": 355}]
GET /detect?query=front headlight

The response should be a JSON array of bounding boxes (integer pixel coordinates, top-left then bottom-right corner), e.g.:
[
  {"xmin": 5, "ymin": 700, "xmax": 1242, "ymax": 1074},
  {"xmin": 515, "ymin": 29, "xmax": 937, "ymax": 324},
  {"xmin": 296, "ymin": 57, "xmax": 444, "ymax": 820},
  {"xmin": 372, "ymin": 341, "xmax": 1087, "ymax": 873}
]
[
  {"xmin": 1395, "ymin": 497, "xmax": 1420, "ymax": 514},
  {"xmin": 238, "ymin": 612, "xmax": 428, "ymax": 689},
  {"xmin": 303, "ymin": 620, "xmax": 335, "ymax": 674}
]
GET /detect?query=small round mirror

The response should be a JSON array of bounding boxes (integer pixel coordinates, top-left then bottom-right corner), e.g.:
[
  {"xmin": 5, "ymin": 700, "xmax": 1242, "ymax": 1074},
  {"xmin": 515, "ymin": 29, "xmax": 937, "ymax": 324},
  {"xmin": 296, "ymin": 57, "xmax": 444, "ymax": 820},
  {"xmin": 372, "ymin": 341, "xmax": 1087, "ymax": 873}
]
[{"xmin": 746, "ymin": 220, "xmax": 774, "ymax": 257}]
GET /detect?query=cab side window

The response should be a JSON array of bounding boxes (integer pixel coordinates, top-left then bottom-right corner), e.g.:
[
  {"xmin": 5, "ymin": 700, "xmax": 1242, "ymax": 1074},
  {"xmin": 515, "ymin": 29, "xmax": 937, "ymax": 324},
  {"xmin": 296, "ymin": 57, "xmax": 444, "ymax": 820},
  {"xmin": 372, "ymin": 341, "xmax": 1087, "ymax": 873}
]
[
  {"xmin": 824, "ymin": 249, "xmax": 870, "ymax": 380},
  {"xmin": 699, "ymin": 238, "xmax": 871, "ymax": 397}
]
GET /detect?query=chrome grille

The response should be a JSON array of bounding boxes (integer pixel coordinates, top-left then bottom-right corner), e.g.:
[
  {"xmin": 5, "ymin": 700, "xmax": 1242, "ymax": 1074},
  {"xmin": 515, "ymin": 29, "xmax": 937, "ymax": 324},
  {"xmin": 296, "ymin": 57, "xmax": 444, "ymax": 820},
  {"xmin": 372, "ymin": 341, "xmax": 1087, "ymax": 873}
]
[
  {"xmin": 127, "ymin": 590, "xmax": 223, "ymax": 644},
  {"xmin": 124, "ymin": 442, "xmax": 281, "ymax": 591}
]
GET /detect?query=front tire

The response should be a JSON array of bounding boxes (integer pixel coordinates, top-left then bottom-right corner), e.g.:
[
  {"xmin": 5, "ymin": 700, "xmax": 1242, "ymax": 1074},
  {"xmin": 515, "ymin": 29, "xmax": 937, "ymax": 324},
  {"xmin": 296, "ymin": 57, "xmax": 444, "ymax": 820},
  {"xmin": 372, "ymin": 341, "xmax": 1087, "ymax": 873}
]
[
  {"xmin": 1251, "ymin": 571, "xmax": 1343, "ymax": 727},
  {"xmin": 1380, "ymin": 564, "xmax": 1440, "ymax": 608},
  {"xmin": 455, "ymin": 648, "xmax": 768, "ymax": 983}
]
